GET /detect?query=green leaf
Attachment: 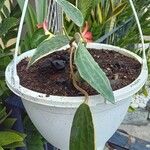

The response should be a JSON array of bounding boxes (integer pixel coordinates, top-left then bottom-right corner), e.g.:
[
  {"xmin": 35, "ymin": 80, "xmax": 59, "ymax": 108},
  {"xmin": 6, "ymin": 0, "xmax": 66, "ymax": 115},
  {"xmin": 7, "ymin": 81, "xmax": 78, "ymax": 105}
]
[
  {"xmin": 0, "ymin": 0, "xmax": 5, "ymax": 11},
  {"xmin": 0, "ymin": 52, "xmax": 13, "ymax": 59},
  {"xmin": 70, "ymin": 103, "xmax": 95, "ymax": 150},
  {"xmin": 0, "ymin": 107, "xmax": 7, "ymax": 120},
  {"xmin": 142, "ymin": 86, "xmax": 148, "ymax": 97},
  {"xmin": 128, "ymin": 106, "xmax": 136, "ymax": 112},
  {"xmin": 0, "ymin": 131, "xmax": 23, "ymax": 146},
  {"xmin": 0, "ymin": 146, "xmax": 4, "ymax": 150},
  {"xmin": 17, "ymin": 0, "xmax": 37, "ymax": 37},
  {"xmin": 35, "ymin": 0, "xmax": 47, "ymax": 23},
  {"xmin": 29, "ymin": 35, "xmax": 69, "ymax": 66},
  {"xmin": 0, "ymin": 110, "xmax": 11, "ymax": 124},
  {"xmin": 97, "ymin": 4, "xmax": 103, "ymax": 24},
  {"xmin": 31, "ymin": 29, "xmax": 49, "ymax": 49},
  {"xmin": 3, "ymin": 141, "xmax": 25, "ymax": 149},
  {"xmin": 3, "ymin": 5, "xmax": 10, "ymax": 18},
  {"xmin": 57, "ymin": 0, "xmax": 83, "ymax": 27},
  {"xmin": 0, "ymin": 17, "xmax": 18, "ymax": 37},
  {"xmin": 2, "ymin": 118, "xmax": 17, "ymax": 129},
  {"xmin": 75, "ymin": 42, "xmax": 114, "ymax": 103},
  {"xmin": 106, "ymin": 2, "xmax": 127, "ymax": 22},
  {"xmin": 77, "ymin": 0, "xmax": 93, "ymax": 19}
]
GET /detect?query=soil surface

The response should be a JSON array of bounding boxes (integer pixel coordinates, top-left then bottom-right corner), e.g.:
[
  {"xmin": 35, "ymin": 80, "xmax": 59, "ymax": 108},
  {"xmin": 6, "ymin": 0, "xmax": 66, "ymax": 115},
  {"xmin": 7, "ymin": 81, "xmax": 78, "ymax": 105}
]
[{"xmin": 17, "ymin": 49, "xmax": 141, "ymax": 96}]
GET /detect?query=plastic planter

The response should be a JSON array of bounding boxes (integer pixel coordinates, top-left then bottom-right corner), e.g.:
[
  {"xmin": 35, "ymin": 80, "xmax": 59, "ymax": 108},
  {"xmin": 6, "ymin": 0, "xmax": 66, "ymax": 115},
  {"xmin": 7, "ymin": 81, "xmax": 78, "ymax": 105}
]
[{"xmin": 5, "ymin": 43, "xmax": 148, "ymax": 150}]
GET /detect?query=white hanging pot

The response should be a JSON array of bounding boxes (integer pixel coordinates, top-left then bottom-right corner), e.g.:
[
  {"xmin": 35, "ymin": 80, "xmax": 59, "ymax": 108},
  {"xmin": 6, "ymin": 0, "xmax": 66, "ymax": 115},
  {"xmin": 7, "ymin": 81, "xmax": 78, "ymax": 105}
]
[
  {"xmin": 6, "ymin": 43, "xmax": 148, "ymax": 150},
  {"xmin": 5, "ymin": 0, "xmax": 148, "ymax": 149}
]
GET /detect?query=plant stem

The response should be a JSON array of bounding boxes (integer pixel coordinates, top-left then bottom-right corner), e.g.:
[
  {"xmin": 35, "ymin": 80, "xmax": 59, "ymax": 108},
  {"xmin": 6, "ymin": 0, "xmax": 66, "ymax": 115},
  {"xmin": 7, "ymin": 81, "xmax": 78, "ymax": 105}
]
[{"xmin": 69, "ymin": 46, "xmax": 89, "ymax": 104}]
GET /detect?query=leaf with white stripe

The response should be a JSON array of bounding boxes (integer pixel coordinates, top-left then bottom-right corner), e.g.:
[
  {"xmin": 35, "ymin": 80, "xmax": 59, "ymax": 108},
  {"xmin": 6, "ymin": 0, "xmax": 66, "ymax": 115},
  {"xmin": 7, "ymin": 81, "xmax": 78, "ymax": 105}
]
[
  {"xmin": 28, "ymin": 35, "xmax": 69, "ymax": 66},
  {"xmin": 56, "ymin": 0, "xmax": 83, "ymax": 27},
  {"xmin": 74, "ymin": 42, "xmax": 114, "ymax": 103}
]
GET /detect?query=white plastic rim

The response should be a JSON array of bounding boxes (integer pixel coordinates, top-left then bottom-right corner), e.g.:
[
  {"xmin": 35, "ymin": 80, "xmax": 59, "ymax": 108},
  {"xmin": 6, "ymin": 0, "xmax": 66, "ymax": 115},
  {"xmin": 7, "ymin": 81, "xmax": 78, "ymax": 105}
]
[{"xmin": 5, "ymin": 43, "xmax": 148, "ymax": 108}]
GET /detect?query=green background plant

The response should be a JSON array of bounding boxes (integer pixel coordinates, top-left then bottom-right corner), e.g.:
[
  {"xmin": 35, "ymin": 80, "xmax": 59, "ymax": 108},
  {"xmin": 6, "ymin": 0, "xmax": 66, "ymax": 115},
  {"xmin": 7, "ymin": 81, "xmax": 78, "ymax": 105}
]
[
  {"xmin": 0, "ymin": 0, "xmax": 21, "ymax": 101},
  {"xmin": 0, "ymin": 105, "xmax": 26, "ymax": 149}
]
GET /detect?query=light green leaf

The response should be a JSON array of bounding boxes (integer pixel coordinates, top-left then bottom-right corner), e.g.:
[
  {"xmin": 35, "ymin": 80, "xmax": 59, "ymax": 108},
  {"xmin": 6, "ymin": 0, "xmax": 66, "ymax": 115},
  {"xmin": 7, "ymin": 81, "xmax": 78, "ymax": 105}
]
[
  {"xmin": 75, "ymin": 42, "xmax": 114, "ymax": 103},
  {"xmin": 29, "ymin": 35, "xmax": 69, "ymax": 66},
  {"xmin": 97, "ymin": 4, "xmax": 103, "ymax": 24},
  {"xmin": 57, "ymin": 0, "xmax": 83, "ymax": 27},
  {"xmin": 0, "ymin": 131, "xmax": 23, "ymax": 146},
  {"xmin": 0, "ymin": 146, "xmax": 4, "ymax": 150},
  {"xmin": 142, "ymin": 86, "xmax": 148, "ymax": 97},
  {"xmin": 70, "ymin": 103, "xmax": 95, "ymax": 150},
  {"xmin": 3, "ymin": 141, "xmax": 25, "ymax": 149}
]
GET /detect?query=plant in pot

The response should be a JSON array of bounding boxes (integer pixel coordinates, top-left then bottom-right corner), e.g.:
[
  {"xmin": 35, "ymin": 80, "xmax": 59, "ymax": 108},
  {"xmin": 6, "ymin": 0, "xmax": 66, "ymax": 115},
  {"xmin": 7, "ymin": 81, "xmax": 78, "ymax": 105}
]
[{"xmin": 5, "ymin": 0, "xmax": 148, "ymax": 150}]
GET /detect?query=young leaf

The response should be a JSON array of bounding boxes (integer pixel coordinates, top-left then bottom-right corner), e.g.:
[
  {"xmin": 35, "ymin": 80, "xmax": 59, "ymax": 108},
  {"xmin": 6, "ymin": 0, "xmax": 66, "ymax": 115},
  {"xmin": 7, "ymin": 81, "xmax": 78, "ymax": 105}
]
[
  {"xmin": 56, "ymin": 0, "xmax": 83, "ymax": 27},
  {"xmin": 75, "ymin": 42, "xmax": 115, "ymax": 103},
  {"xmin": 29, "ymin": 35, "xmax": 69, "ymax": 66},
  {"xmin": 0, "ymin": 131, "xmax": 23, "ymax": 146},
  {"xmin": 70, "ymin": 103, "xmax": 95, "ymax": 150}
]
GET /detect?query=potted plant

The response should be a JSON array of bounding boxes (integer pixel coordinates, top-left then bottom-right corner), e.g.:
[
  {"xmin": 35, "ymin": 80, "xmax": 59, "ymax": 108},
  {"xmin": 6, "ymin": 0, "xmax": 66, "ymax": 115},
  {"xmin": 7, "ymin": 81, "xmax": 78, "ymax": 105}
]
[{"xmin": 5, "ymin": 0, "xmax": 148, "ymax": 149}]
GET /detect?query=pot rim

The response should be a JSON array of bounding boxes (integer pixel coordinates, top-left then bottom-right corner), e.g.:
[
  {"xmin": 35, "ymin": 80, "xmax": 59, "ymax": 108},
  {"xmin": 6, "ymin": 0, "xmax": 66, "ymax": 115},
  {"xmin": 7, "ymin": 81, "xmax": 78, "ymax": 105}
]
[{"xmin": 5, "ymin": 43, "xmax": 148, "ymax": 108}]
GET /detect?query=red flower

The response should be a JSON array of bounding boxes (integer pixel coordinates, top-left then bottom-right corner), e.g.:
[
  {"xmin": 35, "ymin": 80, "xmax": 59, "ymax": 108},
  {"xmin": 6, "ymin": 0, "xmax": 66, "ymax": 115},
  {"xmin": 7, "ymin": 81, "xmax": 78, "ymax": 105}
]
[{"xmin": 82, "ymin": 22, "xmax": 93, "ymax": 43}]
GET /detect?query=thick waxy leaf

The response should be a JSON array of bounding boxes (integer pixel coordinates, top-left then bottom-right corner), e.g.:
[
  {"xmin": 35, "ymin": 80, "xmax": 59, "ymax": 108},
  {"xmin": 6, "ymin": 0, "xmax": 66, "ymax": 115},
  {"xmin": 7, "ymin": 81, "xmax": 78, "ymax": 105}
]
[
  {"xmin": 56, "ymin": 0, "xmax": 83, "ymax": 27},
  {"xmin": 75, "ymin": 42, "xmax": 114, "ymax": 103},
  {"xmin": 0, "ymin": 131, "xmax": 23, "ymax": 146},
  {"xmin": 70, "ymin": 103, "xmax": 95, "ymax": 150},
  {"xmin": 29, "ymin": 35, "xmax": 69, "ymax": 66}
]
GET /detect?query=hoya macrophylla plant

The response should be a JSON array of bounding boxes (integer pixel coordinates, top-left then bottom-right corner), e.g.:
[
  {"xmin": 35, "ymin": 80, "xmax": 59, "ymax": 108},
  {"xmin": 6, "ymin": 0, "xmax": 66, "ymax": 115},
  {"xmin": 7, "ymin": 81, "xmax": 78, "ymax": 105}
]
[{"xmin": 28, "ymin": 0, "xmax": 115, "ymax": 149}]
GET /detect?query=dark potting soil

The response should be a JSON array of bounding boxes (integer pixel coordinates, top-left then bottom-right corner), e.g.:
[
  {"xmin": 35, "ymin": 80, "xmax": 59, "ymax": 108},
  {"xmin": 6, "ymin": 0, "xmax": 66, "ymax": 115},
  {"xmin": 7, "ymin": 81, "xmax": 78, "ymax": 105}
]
[{"xmin": 17, "ymin": 49, "xmax": 141, "ymax": 96}]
